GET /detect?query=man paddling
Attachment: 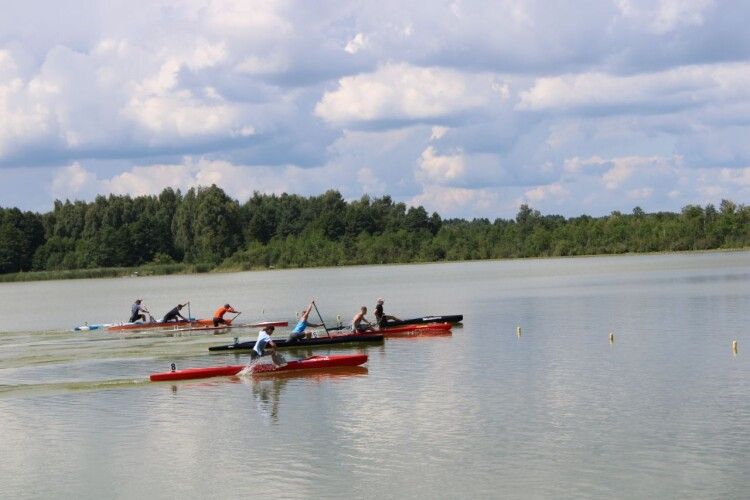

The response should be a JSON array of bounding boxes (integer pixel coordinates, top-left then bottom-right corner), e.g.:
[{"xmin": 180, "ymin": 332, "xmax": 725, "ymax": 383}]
[
  {"xmin": 251, "ymin": 325, "xmax": 284, "ymax": 366},
  {"xmin": 162, "ymin": 304, "xmax": 187, "ymax": 323},
  {"xmin": 374, "ymin": 298, "xmax": 401, "ymax": 328},
  {"xmin": 213, "ymin": 303, "xmax": 239, "ymax": 327},
  {"xmin": 129, "ymin": 299, "xmax": 151, "ymax": 323},
  {"xmin": 352, "ymin": 306, "xmax": 375, "ymax": 333},
  {"xmin": 288, "ymin": 301, "xmax": 322, "ymax": 342}
]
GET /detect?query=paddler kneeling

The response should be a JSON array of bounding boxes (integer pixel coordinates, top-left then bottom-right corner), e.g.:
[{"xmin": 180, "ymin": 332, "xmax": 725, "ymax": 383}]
[
  {"xmin": 162, "ymin": 304, "xmax": 187, "ymax": 323},
  {"xmin": 213, "ymin": 303, "xmax": 239, "ymax": 327},
  {"xmin": 251, "ymin": 325, "xmax": 285, "ymax": 366},
  {"xmin": 129, "ymin": 299, "xmax": 152, "ymax": 323},
  {"xmin": 289, "ymin": 301, "xmax": 322, "ymax": 342}
]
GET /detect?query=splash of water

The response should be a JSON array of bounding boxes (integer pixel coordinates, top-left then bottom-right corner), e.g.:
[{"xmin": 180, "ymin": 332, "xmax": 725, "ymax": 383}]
[{"xmin": 238, "ymin": 353, "xmax": 287, "ymax": 376}]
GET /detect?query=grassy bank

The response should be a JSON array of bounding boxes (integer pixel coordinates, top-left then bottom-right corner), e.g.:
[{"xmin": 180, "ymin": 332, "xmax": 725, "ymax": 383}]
[
  {"xmin": 1, "ymin": 247, "xmax": 748, "ymax": 283},
  {"xmin": 0, "ymin": 263, "xmax": 213, "ymax": 282}
]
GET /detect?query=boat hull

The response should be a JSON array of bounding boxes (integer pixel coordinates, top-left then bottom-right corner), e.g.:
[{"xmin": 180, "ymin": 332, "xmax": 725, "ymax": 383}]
[
  {"xmin": 209, "ymin": 333, "xmax": 384, "ymax": 352},
  {"xmin": 107, "ymin": 319, "xmax": 205, "ymax": 332},
  {"xmin": 150, "ymin": 354, "xmax": 368, "ymax": 381},
  {"xmin": 104, "ymin": 319, "xmax": 287, "ymax": 333},
  {"xmin": 380, "ymin": 314, "xmax": 462, "ymax": 327},
  {"xmin": 379, "ymin": 322, "xmax": 452, "ymax": 335}
]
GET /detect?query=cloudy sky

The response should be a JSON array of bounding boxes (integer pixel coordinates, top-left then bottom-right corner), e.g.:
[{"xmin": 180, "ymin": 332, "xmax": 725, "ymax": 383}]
[{"xmin": 1, "ymin": 0, "xmax": 749, "ymax": 218}]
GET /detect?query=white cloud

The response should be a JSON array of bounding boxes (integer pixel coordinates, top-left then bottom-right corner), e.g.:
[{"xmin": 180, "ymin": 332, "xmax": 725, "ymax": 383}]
[
  {"xmin": 315, "ymin": 63, "xmax": 488, "ymax": 123},
  {"xmin": 719, "ymin": 167, "xmax": 750, "ymax": 187},
  {"xmin": 345, "ymin": 33, "xmax": 368, "ymax": 54},
  {"xmin": 0, "ymin": 50, "xmax": 59, "ymax": 156},
  {"xmin": 616, "ymin": 0, "xmax": 714, "ymax": 34},
  {"xmin": 417, "ymin": 146, "xmax": 465, "ymax": 184},
  {"xmin": 104, "ymin": 164, "xmax": 193, "ymax": 196},
  {"xmin": 430, "ymin": 126, "xmax": 449, "ymax": 141},
  {"xmin": 356, "ymin": 167, "xmax": 382, "ymax": 194},
  {"xmin": 602, "ymin": 162, "xmax": 636, "ymax": 190},
  {"xmin": 492, "ymin": 81, "xmax": 510, "ymax": 100},
  {"xmin": 124, "ymin": 92, "xmax": 239, "ymax": 137},
  {"xmin": 187, "ymin": 40, "xmax": 228, "ymax": 70},
  {"xmin": 518, "ymin": 63, "xmax": 750, "ymax": 112},
  {"xmin": 598, "ymin": 156, "xmax": 678, "ymax": 190},
  {"xmin": 198, "ymin": 0, "xmax": 292, "ymax": 36},
  {"xmin": 410, "ymin": 185, "xmax": 497, "ymax": 216},
  {"xmin": 50, "ymin": 163, "xmax": 98, "ymax": 198},
  {"xmin": 524, "ymin": 183, "xmax": 569, "ymax": 202},
  {"xmin": 627, "ymin": 187, "xmax": 654, "ymax": 199},
  {"xmin": 235, "ymin": 54, "xmax": 289, "ymax": 75},
  {"xmin": 563, "ymin": 156, "xmax": 609, "ymax": 174}
]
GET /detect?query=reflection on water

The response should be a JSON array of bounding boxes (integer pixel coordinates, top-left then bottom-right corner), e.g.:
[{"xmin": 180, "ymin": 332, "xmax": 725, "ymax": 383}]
[
  {"xmin": 242, "ymin": 368, "xmax": 369, "ymax": 423},
  {"xmin": 1, "ymin": 252, "xmax": 749, "ymax": 499}
]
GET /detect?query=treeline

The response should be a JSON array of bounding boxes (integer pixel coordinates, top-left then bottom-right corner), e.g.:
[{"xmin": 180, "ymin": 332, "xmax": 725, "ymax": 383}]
[{"xmin": 0, "ymin": 186, "xmax": 748, "ymax": 277}]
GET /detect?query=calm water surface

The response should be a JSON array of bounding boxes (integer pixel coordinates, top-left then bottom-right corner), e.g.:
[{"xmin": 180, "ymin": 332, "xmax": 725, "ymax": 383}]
[{"xmin": 1, "ymin": 252, "xmax": 748, "ymax": 499}]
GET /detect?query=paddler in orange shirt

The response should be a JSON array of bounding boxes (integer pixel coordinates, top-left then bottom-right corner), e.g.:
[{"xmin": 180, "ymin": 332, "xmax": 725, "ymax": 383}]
[{"xmin": 213, "ymin": 303, "xmax": 240, "ymax": 327}]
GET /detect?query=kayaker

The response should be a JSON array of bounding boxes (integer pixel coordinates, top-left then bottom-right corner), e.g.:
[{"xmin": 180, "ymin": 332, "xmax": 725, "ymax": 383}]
[
  {"xmin": 129, "ymin": 299, "xmax": 151, "ymax": 323},
  {"xmin": 374, "ymin": 298, "xmax": 401, "ymax": 327},
  {"xmin": 251, "ymin": 325, "xmax": 277, "ymax": 359},
  {"xmin": 352, "ymin": 306, "xmax": 374, "ymax": 333},
  {"xmin": 162, "ymin": 304, "xmax": 187, "ymax": 323},
  {"xmin": 288, "ymin": 301, "xmax": 322, "ymax": 342},
  {"xmin": 213, "ymin": 303, "xmax": 239, "ymax": 327}
]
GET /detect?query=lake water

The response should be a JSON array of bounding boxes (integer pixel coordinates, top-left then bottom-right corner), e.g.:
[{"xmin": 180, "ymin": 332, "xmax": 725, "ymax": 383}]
[{"xmin": 1, "ymin": 252, "xmax": 748, "ymax": 499}]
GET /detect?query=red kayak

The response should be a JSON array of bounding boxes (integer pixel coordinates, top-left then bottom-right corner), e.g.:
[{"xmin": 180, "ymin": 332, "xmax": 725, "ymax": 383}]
[
  {"xmin": 150, "ymin": 354, "xmax": 368, "ymax": 382},
  {"xmin": 379, "ymin": 322, "xmax": 452, "ymax": 336},
  {"xmin": 328, "ymin": 322, "xmax": 452, "ymax": 337}
]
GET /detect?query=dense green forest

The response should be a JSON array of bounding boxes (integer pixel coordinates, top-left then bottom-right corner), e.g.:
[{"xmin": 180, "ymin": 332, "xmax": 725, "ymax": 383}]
[{"xmin": 0, "ymin": 185, "xmax": 748, "ymax": 280}]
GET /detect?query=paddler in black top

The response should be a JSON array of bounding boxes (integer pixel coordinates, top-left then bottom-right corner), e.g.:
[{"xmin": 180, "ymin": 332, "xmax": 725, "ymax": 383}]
[
  {"xmin": 162, "ymin": 304, "xmax": 187, "ymax": 323},
  {"xmin": 374, "ymin": 298, "xmax": 400, "ymax": 328}
]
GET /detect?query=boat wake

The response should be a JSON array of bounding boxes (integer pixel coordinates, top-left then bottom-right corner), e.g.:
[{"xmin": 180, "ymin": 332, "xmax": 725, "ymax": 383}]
[{"xmin": 0, "ymin": 378, "xmax": 150, "ymax": 397}]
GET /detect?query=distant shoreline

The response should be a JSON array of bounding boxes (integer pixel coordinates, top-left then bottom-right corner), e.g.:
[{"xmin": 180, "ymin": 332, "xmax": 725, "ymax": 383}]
[{"xmin": 2, "ymin": 247, "xmax": 747, "ymax": 284}]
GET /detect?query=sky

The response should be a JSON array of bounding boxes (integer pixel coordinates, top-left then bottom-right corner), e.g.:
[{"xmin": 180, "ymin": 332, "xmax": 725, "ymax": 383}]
[{"xmin": 1, "ymin": 0, "xmax": 749, "ymax": 218}]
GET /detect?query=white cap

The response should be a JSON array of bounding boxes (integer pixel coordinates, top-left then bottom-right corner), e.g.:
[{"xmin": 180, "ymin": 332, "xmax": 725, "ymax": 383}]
[{"xmin": 376, "ymin": 298, "xmax": 384, "ymax": 305}]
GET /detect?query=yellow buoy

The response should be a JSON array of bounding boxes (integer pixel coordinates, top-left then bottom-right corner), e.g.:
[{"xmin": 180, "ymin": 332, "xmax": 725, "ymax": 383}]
[
  {"xmin": 516, "ymin": 326, "xmax": 522, "ymax": 337},
  {"xmin": 732, "ymin": 340, "xmax": 738, "ymax": 354},
  {"xmin": 609, "ymin": 332, "xmax": 614, "ymax": 343}
]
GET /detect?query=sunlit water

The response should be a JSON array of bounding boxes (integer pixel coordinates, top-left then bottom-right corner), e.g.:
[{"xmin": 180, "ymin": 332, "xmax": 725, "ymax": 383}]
[{"xmin": 1, "ymin": 252, "xmax": 748, "ymax": 499}]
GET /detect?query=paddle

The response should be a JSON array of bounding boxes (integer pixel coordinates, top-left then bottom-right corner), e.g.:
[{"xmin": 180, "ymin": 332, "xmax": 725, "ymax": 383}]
[
  {"xmin": 311, "ymin": 300, "xmax": 330, "ymax": 337},
  {"xmin": 138, "ymin": 302, "xmax": 153, "ymax": 323},
  {"xmin": 227, "ymin": 311, "xmax": 241, "ymax": 327},
  {"xmin": 146, "ymin": 305, "xmax": 156, "ymax": 323}
]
